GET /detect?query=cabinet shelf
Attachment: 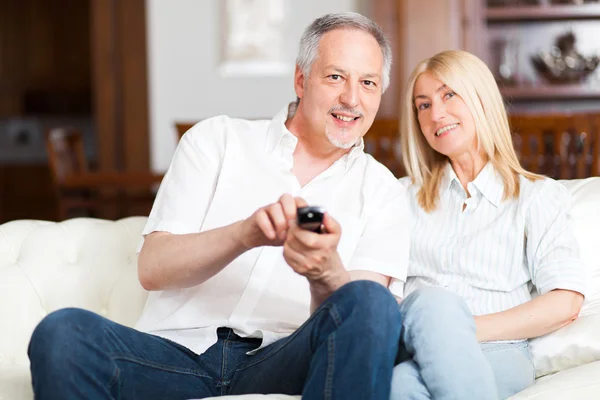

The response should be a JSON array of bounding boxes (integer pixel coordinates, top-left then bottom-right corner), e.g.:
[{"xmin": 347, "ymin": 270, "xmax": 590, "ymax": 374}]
[
  {"xmin": 486, "ymin": 4, "xmax": 600, "ymax": 22},
  {"xmin": 500, "ymin": 84, "xmax": 600, "ymax": 100}
]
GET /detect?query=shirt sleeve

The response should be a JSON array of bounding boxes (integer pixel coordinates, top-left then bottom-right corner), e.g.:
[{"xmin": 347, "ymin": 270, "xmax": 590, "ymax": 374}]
[
  {"xmin": 525, "ymin": 178, "xmax": 588, "ymax": 297},
  {"xmin": 140, "ymin": 117, "xmax": 227, "ymax": 244},
  {"xmin": 346, "ymin": 179, "xmax": 411, "ymax": 298}
]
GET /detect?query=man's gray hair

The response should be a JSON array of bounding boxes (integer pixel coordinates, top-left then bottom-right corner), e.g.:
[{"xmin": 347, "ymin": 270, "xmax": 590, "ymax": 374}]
[{"xmin": 296, "ymin": 12, "xmax": 392, "ymax": 92}]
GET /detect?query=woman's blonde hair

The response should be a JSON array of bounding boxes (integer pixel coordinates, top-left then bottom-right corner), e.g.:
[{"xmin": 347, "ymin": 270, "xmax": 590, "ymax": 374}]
[{"xmin": 400, "ymin": 50, "xmax": 542, "ymax": 212}]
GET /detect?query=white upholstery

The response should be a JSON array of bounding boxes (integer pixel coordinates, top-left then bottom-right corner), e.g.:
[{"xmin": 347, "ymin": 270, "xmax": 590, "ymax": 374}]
[
  {"xmin": 0, "ymin": 218, "xmax": 149, "ymax": 400},
  {"xmin": 1, "ymin": 178, "xmax": 599, "ymax": 400}
]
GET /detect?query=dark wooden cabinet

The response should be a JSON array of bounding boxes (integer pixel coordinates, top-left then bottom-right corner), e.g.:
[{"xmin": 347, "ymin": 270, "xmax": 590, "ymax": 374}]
[
  {"xmin": 0, "ymin": 165, "xmax": 57, "ymax": 223},
  {"xmin": 0, "ymin": 0, "xmax": 150, "ymax": 222},
  {"xmin": 481, "ymin": 1, "xmax": 600, "ymax": 106}
]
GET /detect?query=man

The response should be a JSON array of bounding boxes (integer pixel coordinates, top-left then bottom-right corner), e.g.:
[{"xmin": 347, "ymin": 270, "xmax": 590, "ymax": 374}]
[{"xmin": 28, "ymin": 12, "xmax": 410, "ymax": 399}]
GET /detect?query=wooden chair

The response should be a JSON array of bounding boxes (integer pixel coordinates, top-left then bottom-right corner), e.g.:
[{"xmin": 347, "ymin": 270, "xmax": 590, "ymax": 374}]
[
  {"xmin": 46, "ymin": 127, "xmax": 97, "ymax": 219},
  {"xmin": 176, "ymin": 122, "xmax": 195, "ymax": 140},
  {"xmin": 45, "ymin": 127, "xmax": 163, "ymax": 220},
  {"xmin": 364, "ymin": 119, "xmax": 404, "ymax": 177},
  {"xmin": 509, "ymin": 113, "xmax": 600, "ymax": 179}
]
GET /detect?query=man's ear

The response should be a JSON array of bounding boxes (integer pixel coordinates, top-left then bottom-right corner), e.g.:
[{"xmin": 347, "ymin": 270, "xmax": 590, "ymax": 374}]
[{"xmin": 294, "ymin": 65, "xmax": 305, "ymax": 100}]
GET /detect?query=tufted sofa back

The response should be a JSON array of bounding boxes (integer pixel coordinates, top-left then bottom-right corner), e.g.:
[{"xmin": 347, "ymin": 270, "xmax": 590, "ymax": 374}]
[{"xmin": 0, "ymin": 217, "xmax": 148, "ymax": 399}]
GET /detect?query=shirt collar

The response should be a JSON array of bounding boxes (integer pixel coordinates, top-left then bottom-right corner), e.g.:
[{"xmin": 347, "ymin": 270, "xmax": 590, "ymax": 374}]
[
  {"xmin": 265, "ymin": 104, "xmax": 296, "ymax": 155},
  {"xmin": 441, "ymin": 162, "xmax": 504, "ymax": 207},
  {"xmin": 440, "ymin": 162, "xmax": 459, "ymax": 196},
  {"xmin": 265, "ymin": 102, "xmax": 365, "ymax": 165}
]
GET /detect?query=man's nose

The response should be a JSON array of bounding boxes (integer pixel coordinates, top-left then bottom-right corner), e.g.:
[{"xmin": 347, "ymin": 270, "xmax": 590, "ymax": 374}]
[{"xmin": 339, "ymin": 81, "xmax": 359, "ymax": 109}]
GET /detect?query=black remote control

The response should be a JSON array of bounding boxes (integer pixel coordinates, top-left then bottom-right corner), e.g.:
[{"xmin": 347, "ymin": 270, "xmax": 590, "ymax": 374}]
[{"xmin": 296, "ymin": 206, "xmax": 325, "ymax": 233}]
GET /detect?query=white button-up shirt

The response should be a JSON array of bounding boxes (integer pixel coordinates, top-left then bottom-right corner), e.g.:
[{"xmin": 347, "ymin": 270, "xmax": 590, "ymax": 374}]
[
  {"xmin": 394, "ymin": 162, "xmax": 587, "ymax": 317},
  {"xmin": 135, "ymin": 105, "xmax": 411, "ymax": 355}
]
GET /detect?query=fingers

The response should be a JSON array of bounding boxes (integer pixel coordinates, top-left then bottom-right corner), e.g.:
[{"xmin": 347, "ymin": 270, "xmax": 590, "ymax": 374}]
[
  {"xmin": 258, "ymin": 194, "xmax": 303, "ymax": 242},
  {"xmin": 278, "ymin": 194, "xmax": 297, "ymax": 222},
  {"xmin": 321, "ymin": 212, "xmax": 341, "ymax": 235},
  {"xmin": 252, "ymin": 194, "xmax": 319, "ymax": 245},
  {"xmin": 255, "ymin": 209, "xmax": 277, "ymax": 240},
  {"xmin": 294, "ymin": 197, "xmax": 308, "ymax": 209},
  {"xmin": 287, "ymin": 220, "xmax": 338, "ymax": 252},
  {"xmin": 267, "ymin": 202, "xmax": 288, "ymax": 241}
]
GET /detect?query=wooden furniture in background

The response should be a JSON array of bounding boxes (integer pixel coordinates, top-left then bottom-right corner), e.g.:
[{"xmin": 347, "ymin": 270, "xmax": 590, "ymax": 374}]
[
  {"xmin": 365, "ymin": 114, "xmax": 600, "ymax": 179},
  {"xmin": 0, "ymin": 0, "xmax": 151, "ymax": 222},
  {"xmin": 0, "ymin": 165, "xmax": 57, "ymax": 223},
  {"xmin": 46, "ymin": 128, "xmax": 163, "ymax": 220},
  {"xmin": 92, "ymin": 0, "xmax": 150, "ymax": 173},
  {"xmin": 364, "ymin": 119, "xmax": 404, "ymax": 177},
  {"xmin": 509, "ymin": 113, "xmax": 600, "ymax": 179},
  {"xmin": 176, "ymin": 122, "xmax": 195, "ymax": 139},
  {"xmin": 0, "ymin": 0, "xmax": 91, "ymax": 117},
  {"xmin": 481, "ymin": 2, "xmax": 600, "ymax": 104}
]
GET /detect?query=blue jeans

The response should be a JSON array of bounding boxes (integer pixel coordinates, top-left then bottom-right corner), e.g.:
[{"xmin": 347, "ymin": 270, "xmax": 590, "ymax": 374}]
[
  {"xmin": 390, "ymin": 288, "xmax": 534, "ymax": 400},
  {"xmin": 28, "ymin": 280, "xmax": 401, "ymax": 400},
  {"xmin": 481, "ymin": 341, "xmax": 535, "ymax": 399}
]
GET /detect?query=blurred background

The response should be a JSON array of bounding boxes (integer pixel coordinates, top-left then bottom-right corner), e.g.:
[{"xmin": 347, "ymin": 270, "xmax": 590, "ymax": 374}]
[{"xmin": 0, "ymin": 0, "xmax": 599, "ymax": 223}]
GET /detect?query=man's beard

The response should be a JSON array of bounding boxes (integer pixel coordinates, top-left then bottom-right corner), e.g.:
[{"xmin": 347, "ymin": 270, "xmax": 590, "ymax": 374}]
[{"xmin": 325, "ymin": 126, "xmax": 357, "ymax": 150}]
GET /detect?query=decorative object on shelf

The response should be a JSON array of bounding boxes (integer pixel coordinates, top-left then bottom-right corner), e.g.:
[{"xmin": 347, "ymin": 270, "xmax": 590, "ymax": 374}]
[
  {"xmin": 530, "ymin": 31, "xmax": 599, "ymax": 83},
  {"xmin": 551, "ymin": 0, "xmax": 599, "ymax": 5},
  {"xmin": 487, "ymin": 0, "xmax": 544, "ymax": 7},
  {"xmin": 491, "ymin": 37, "xmax": 520, "ymax": 84}
]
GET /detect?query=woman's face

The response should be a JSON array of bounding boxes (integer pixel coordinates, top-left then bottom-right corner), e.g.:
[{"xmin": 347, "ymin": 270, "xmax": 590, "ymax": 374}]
[{"xmin": 412, "ymin": 72, "xmax": 479, "ymax": 161}]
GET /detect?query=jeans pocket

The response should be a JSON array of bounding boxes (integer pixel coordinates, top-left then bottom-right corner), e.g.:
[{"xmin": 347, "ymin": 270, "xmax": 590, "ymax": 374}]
[
  {"xmin": 523, "ymin": 341, "xmax": 537, "ymax": 383},
  {"xmin": 482, "ymin": 341, "xmax": 536, "ymax": 398}
]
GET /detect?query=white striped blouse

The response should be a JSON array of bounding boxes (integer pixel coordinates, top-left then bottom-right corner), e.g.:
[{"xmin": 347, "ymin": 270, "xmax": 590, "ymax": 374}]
[{"xmin": 391, "ymin": 162, "xmax": 587, "ymax": 316}]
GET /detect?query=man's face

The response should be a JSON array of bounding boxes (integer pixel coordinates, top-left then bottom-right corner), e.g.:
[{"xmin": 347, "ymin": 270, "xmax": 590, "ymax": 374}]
[{"xmin": 294, "ymin": 28, "xmax": 384, "ymax": 149}]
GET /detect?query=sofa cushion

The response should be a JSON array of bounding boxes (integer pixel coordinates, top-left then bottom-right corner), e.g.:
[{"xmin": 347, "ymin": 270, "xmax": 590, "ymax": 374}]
[
  {"xmin": 0, "ymin": 217, "xmax": 148, "ymax": 371},
  {"xmin": 508, "ymin": 360, "xmax": 600, "ymax": 399},
  {"xmin": 529, "ymin": 178, "xmax": 600, "ymax": 377}
]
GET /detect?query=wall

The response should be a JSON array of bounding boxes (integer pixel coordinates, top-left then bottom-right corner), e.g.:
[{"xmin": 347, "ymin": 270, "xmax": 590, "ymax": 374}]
[
  {"xmin": 396, "ymin": 0, "xmax": 463, "ymax": 101},
  {"xmin": 146, "ymin": 0, "xmax": 363, "ymax": 172}
]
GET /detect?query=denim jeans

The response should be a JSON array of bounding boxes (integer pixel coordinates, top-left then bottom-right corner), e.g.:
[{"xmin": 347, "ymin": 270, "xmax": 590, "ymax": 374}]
[
  {"xmin": 481, "ymin": 341, "xmax": 535, "ymax": 399},
  {"xmin": 28, "ymin": 280, "xmax": 401, "ymax": 400},
  {"xmin": 390, "ymin": 287, "xmax": 535, "ymax": 400}
]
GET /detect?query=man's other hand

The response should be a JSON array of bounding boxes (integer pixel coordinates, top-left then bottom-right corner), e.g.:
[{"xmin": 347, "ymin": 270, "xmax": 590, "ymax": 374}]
[{"xmin": 238, "ymin": 194, "xmax": 307, "ymax": 249}]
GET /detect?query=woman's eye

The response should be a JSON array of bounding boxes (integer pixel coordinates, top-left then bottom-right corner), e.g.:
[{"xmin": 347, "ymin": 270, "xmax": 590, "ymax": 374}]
[
  {"xmin": 417, "ymin": 103, "xmax": 430, "ymax": 111},
  {"xmin": 444, "ymin": 91, "xmax": 455, "ymax": 99}
]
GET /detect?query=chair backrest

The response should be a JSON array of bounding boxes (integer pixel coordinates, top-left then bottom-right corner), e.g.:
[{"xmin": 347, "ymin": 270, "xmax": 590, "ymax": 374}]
[
  {"xmin": 175, "ymin": 123, "xmax": 194, "ymax": 140},
  {"xmin": 509, "ymin": 113, "xmax": 600, "ymax": 179},
  {"xmin": 364, "ymin": 119, "xmax": 404, "ymax": 177},
  {"xmin": 45, "ymin": 127, "xmax": 88, "ymax": 184}
]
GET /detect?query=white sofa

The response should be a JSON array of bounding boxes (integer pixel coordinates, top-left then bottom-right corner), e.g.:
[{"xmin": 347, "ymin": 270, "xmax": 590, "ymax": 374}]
[{"xmin": 1, "ymin": 178, "xmax": 599, "ymax": 400}]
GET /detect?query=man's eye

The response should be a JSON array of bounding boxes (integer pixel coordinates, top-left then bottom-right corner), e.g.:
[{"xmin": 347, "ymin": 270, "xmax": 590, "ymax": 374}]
[
  {"xmin": 330, "ymin": 74, "xmax": 341, "ymax": 80},
  {"xmin": 363, "ymin": 80, "xmax": 375, "ymax": 87}
]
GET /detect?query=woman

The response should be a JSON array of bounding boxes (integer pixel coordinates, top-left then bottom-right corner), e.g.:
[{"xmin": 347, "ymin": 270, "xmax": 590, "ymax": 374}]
[{"xmin": 389, "ymin": 50, "xmax": 587, "ymax": 399}]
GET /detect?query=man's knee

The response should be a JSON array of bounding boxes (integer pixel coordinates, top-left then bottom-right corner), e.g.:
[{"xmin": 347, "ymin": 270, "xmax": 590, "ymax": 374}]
[
  {"xmin": 29, "ymin": 307, "xmax": 102, "ymax": 366},
  {"xmin": 333, "ymin": 280, "xmax": 401, "ymax": 337}
]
